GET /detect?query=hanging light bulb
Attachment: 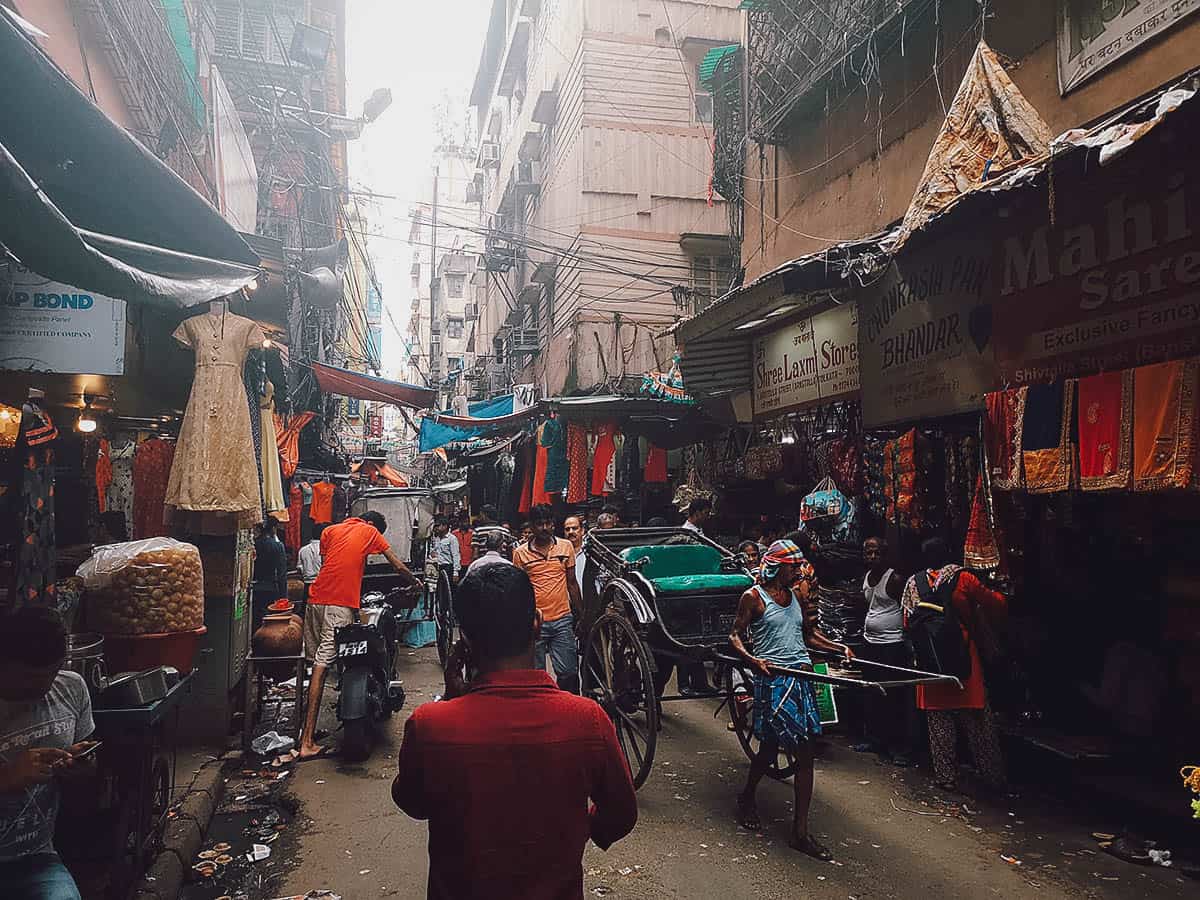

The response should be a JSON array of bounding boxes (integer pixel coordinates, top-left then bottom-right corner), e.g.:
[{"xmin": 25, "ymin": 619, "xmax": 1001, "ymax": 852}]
[
  {"xmin": 262, "ymin": 338, "xmax": 273, "ymax": 349},
  {"xmin": 76, "ymin": 393, "xmax": 98, "ymax": 433}
]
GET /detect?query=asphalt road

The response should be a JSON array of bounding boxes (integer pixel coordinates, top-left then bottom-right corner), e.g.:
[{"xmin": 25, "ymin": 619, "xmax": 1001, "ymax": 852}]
[{"xmin": 274, "ymin": 647, "xmax": 1192, "ymax": 899}]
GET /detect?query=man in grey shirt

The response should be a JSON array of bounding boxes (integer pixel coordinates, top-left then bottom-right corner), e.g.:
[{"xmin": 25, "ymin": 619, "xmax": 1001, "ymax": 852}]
[{"xmin": 0, "ymin": 607, "xmax": 99, "ymax": 898}]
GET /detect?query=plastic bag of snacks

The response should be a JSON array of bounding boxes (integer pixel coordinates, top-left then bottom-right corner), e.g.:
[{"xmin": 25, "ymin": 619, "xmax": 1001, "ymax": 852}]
[{"xmin": 77, "ymin": 538, "xmax": 205, "ymax": 635}]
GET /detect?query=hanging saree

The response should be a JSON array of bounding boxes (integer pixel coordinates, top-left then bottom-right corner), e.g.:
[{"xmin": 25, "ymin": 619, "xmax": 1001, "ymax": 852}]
[
  {"xmin": 984, "ymin": 387, "xmax": 1027, "ymax": 491},
  {"xmin": 565, "ymin": 423, "xmax": 589, "ymax": 502},
  {"xmin": 1133, "ymin": 359, "xmax": 1198, "ymax": 491},
  {"xmin": 1076, "ymin": 370, "xmax": 1132, "ymax": 491},
  {"xmin": 963, "ymin": 476, "xmax": 1000, "ymax": 571},
  {"xmin": 1022, "ymin": 382, "xmax": 1073, "ymax": 494}
]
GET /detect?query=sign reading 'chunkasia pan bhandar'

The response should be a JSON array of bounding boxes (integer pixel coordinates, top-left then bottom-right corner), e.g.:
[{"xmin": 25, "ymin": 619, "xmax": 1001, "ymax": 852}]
[
  {"xmin": 857, "ymin": 238, "xmax": 994, "ymax": 428},
  {"xmin": 0, "ymin": 267, "xmax": 126, "ymax": 375}
]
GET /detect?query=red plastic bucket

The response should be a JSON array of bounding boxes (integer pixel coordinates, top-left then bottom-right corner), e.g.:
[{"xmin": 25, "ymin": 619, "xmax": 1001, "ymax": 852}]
[{"xmin": 101, "ymin": 626, "xmax": 208, "ymax": 675}]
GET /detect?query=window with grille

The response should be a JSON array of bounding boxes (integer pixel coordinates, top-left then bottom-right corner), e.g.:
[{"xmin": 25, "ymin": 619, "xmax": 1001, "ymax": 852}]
[
  {"xmin": 446, "ymin": 318, "xmax": 464, "ymax": 339},
  {"xmin": 212, "ymin": 1, "xmax": 297, "ymax": 64},
  {"xmin": 691, "ymin": 255, "xmax": 735, "ymax": 308},
  {"xmin": 446, "ymin": 274, "xmax": 465, "ymax": 298}
]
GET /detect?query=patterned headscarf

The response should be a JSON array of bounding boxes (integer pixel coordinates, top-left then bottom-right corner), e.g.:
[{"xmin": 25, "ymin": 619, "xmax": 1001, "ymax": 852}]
[{"xmin": 760, "ymin": 539, "xmax": 806, "ymax": 583}]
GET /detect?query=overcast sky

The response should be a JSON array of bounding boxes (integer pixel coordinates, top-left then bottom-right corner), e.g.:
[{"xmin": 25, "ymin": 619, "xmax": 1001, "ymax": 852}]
[{"xmin": 345, "ymin": 0, "xmax": 491, "ymax": 375}]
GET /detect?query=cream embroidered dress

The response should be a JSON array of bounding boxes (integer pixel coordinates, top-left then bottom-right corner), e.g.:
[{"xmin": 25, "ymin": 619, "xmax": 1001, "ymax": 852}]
[{"xmin": 166, "ymin": 309, "xmax": 264, "ymax": 527}]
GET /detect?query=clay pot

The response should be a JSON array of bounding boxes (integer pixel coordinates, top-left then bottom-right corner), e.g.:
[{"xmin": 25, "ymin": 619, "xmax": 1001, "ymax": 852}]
[{"xmin": 251, "ymin": 614, "xmax": 303, "ymax": 656}]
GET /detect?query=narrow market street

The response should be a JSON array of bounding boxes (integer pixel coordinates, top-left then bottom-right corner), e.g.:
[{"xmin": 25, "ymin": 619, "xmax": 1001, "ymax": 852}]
[{"xmin": 271, "ymin": 647, "xmax": 1190, "ymax": 900}]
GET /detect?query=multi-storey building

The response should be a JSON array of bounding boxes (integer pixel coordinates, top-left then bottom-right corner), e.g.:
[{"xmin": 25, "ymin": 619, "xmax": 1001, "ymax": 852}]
[
  {"xmin": 406, "ymin": 145, "xmax": 483, "ymax": 404},
  {"xmin": 467, "ymin": 0, "xmax": 743, "ymax": 397}
]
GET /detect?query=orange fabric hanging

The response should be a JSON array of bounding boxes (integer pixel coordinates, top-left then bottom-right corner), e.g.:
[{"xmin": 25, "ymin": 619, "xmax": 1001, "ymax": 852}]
[
  {"xmin": 275, "ymin": 411, "xmax": 316, "ymax": 479},
  {"xmin": 1133, "ymin": 359, "xmax": 1198, "ymax": 491},
  {"xmin": 311, "ymin": 481, "xmax": 335, "ymax": 524}
]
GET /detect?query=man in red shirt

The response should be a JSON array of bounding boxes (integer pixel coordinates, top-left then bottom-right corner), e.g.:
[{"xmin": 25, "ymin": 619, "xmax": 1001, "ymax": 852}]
[
  {"xmin": 393, "ymin": 564, "xmax": 637, "ymax": 899},
  {"xmin": 299, "ymin": 511, "xmax": 419, "ymax": 760}
]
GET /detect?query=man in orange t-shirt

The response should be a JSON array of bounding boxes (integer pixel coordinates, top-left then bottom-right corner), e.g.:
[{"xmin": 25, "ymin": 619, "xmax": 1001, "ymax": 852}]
[
  {"xmin": 512, "ymin": 504, "xmax": 582, "ymax": 693},
  {"xmin": 299, "ymin": 511, "xmax": 420, "ymax": 760}
]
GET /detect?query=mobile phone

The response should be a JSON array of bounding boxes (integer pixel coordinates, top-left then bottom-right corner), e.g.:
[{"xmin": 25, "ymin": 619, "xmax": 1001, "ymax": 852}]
[{"xmin": 71, "ymin": 741, "xmax": 102, "ymax": 760}]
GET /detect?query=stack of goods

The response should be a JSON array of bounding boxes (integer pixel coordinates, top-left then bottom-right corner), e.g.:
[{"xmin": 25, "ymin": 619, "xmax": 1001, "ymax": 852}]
[
  {"xmin": 813, "ymin": 542, "xmax": 867, "ymax": 645},
  {"xmin": 77, "ymin": 538, "xmax": 207, "ymax": 674},
  {"xmin": 881, "ymin": 429, "xmax": 929, "ymax": 532},
  {"xmin": 80, "ymin": 539, "xmax": 204, "ymax": 634}
]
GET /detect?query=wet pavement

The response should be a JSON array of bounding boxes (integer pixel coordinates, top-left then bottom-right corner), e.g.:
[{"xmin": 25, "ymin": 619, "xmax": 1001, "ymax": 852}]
[{"xmin": 189, "ymin": 646, "xmax": 1195, "ymax": 899}]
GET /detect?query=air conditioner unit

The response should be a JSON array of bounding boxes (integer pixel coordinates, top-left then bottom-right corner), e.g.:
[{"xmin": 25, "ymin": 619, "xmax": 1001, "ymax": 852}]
[
  {"xmin": 464, "ymin": 302, "xmax": 478, "ymax": 320},
  {"xmin": 480, "ymin": 141, "xmax": 501, "ymax": 167},
  {"xmin": 510, "ymin": 329, "xmax": 540, "ymax": 353}
]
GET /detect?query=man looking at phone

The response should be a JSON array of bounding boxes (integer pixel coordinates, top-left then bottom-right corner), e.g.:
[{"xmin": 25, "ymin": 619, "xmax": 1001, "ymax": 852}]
[{"xmin": 0, "ymin": 606, "xmax": 98, "ymax": 899}]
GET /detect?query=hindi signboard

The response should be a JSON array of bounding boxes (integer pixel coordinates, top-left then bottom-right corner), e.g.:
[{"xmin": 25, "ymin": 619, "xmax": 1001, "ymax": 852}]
[
  {"xmin": 0, "ymin": 268, "xmax": 126, "ymax": 374},
  {"xmin": 1058, "ymin": 0, "xmax": 1200, "ymax": 94},
  {"xmin": 858, "ymin": 240, "xmax": 994, "ymax": 428},
  {"xmin": 752, "ymin": 302, "xmax": 859, "ymax": 418}
]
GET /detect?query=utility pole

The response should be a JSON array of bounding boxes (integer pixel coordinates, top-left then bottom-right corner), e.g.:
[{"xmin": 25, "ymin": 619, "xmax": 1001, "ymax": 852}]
[{"xmin": 429, "ymin": 164, "xmax": 439, "ymax": 395}]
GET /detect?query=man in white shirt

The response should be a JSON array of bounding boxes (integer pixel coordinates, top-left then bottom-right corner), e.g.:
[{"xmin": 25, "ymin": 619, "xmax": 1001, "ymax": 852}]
[
  {"xmin": 680, "ymin": 497, "xmax": 712, "ymax": 536},
  {"xmin": 465, "ymin": 529, "xmax": 514, "ymax": 577},
  {"xmin": 431, "ymin": 517, "xmax": 461, "ymax": 586},
  {"xmin": 564, "ymin": 515, "xmax": 586, "ymax": 594},
  {"xmin": 298, "ymin": 523, "xmax": 325, "ymax": 596}
]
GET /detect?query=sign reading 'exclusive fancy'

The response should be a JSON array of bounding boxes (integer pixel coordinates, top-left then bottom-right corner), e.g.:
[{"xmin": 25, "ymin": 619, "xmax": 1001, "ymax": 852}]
[
  {"xmin": 0, "ymin": 268, "xmax": 126, "ymax": 375},
  {"xmin": 753, "ymin": 303, "xmax": 859, "ymax": 417}
]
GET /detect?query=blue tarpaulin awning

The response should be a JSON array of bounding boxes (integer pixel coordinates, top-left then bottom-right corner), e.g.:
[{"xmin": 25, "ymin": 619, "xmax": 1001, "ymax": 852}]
[{"xmin": 419, "ymin": 395, "xmax": 538, "ymax": 453}]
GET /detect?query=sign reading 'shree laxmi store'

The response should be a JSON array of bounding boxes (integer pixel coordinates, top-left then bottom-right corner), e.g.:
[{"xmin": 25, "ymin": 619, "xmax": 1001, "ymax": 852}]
[
  {"xmin": 753, "ymin": 302, "xmax": 859, "ymax": 417},
  {"xmin": 0, "ymin": 268, "xmax": 126, "ymax": 375}
]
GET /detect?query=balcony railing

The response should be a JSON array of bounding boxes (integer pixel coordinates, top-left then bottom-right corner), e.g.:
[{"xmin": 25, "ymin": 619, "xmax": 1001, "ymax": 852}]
[{"xmin": 745, "ymin": 0, "xmax": 915, "ymax": 142}]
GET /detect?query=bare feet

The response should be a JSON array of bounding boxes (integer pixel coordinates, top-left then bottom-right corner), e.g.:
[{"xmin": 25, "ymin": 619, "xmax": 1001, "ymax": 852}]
[{"xmin": 297, "ymin": 743, "xmax": 335, "ymax": 761}]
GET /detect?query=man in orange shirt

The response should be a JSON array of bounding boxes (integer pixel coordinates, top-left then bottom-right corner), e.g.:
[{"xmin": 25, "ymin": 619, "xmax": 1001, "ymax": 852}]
[
  {"xmin": 299, "ymin": 511, "xmax": 420, "ymax": 760},
  {"xmin": 512, "ymin": 504, "xmax": 582, "ymax": 693}
]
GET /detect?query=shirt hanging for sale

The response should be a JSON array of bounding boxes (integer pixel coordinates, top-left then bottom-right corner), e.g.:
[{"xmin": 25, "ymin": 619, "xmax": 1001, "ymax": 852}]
[{"xmin": 310, "ymin": 481, "xmax": 335, "ymax": 524}]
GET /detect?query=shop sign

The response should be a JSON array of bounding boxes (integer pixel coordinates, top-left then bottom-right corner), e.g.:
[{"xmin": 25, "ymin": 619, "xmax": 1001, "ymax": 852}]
[
  {"xmin": 858, "ymin": 240, "xmax": 993, "ymax": 427},
  {"xmin": 0, "ymin": 267, "xmax": 126, "ymax": 375},
  {"xmin": 1057, "ymin": 0, "xmax": 1199, "ymax": 94},
  {"xmin": 752, "ymin": 302, "xmax": 859, "ymax": 417},
  {"xmin": 992, "ymin": 169, "xmax": 1200, "ymax": 384}
]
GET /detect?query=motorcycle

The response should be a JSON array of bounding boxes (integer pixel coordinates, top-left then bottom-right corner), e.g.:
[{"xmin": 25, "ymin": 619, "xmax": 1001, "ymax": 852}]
[{"xmin": 333, "ymin": 584, "xmax": 418, "ymax": 761}]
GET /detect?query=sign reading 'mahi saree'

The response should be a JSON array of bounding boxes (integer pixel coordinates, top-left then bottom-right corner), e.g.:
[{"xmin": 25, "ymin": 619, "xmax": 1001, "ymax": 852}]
[{"xmin": 993, "ymin": 167, "xmax": 1200, "ymax": 385}]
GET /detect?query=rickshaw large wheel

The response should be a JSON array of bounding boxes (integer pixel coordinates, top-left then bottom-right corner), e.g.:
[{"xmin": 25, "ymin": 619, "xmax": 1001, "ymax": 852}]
[
  {"xmin": 725, "ymin": 666, "xmax": 798, "ymax": 781},
  {"xmin": 433, "ymin": 569, "xmax": 456, "ymax": 666},
  {"xmin": 582, "ymin": 611, "xmax": 658, "ymax": 789}
]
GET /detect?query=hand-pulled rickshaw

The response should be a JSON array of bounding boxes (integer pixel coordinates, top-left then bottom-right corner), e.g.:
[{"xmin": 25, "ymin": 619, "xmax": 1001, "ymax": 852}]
[{"xmin": 579, "ymin": 527, "xmax": 960, "ymax": 789}]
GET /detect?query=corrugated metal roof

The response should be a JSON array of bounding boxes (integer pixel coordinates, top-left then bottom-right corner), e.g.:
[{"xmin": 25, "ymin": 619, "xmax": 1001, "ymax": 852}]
[{"xmin": 699, "ymin": 44, "xmax": 739, "ymax": 90}]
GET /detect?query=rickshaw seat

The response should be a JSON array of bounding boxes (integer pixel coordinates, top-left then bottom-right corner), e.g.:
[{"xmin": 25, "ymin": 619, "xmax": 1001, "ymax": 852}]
[{"xmin": 620, "ymin": 545, "xmax": 753, "ymax": 593}]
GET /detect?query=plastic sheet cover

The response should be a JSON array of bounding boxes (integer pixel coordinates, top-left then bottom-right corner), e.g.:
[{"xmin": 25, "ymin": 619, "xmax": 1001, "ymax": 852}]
[{"xmin": 894, "ymin": 41, "xmax": 1052, "ymax": 249}]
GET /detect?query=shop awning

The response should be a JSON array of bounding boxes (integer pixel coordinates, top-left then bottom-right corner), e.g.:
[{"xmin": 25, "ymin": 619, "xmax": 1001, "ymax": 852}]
[
  {"xmin": 311, "ymin": 362, "xmax": 436, "ymax": 410},
  {"xmin": 418, "ymin": 395, "xmax": 537, "ymax": 454},
  {"xmin": 0, "ymin": 11, "xmax": 259, "ymax": 307},
  {"xmin": 351, "ymin": 459, "xmax": 408, "ymax": 486}
]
